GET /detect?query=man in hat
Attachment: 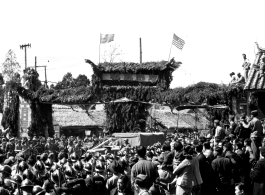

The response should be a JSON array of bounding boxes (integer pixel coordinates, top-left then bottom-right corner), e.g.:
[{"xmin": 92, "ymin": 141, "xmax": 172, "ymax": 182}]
[
  {"xmin": 229, "ymin": 72, "xmax": 237, "ymax": 85},
  {"xmin": 242, "ymin": 110, "xmax": 263, "ymax": 141}
]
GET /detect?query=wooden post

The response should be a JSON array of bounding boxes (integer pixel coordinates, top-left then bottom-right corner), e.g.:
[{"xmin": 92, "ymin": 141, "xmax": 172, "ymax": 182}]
[
  {"xmin": 44, "ymin": 66, "xmax": 47, "ymax": 87},
  {"xmin": 140, "ymin": 38, "xmax": 142, "ymax": 64},
  {"xmin": 35, "ymin": 56, "xmax": 37, "ymax": 71}
]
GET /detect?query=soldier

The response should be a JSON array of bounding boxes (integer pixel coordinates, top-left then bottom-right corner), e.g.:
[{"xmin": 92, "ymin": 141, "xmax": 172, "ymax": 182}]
[
  {"xmin": 62, "ymin": 165, "xmax": 87, "ymax": 195},
  {"xmin": 92, "ymin": 162, "xmax": 107, "ymax": 195}
]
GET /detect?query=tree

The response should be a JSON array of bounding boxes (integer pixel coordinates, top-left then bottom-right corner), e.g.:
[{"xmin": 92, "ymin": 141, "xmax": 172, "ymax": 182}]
[
  {"xmin": 54, "ymin": 72, "xmax": 90, "ymax": 89},
  {"xmin": 1, "ymin": 50, "xmax": 21, "ymax": 81},
  {"xmin": 74, "ymin": 74, "xmax": 90, "ymax": 87},
  {"xmin": 101, "ymin": 43, "xmax": 122, "ymax": 63},
  {"xmin": 1, "ymin": 50, "xmax": 21, "ymax": 136}
]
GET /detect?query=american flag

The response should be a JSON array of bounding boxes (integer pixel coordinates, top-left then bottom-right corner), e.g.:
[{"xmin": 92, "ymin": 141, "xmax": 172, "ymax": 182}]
[{"xmin": 172, "ymin": 34, "xmax": 185, "ymax": 50}]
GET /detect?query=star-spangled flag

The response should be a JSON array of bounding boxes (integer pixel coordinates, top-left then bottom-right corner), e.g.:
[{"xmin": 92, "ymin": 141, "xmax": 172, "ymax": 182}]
[
  {"xmin": 172, "ymin": 34, "xmax": 185, "ymax": 50},
  {"xmin": 100, "ymin": 34, "xmax": 115, "ymax": 44}
]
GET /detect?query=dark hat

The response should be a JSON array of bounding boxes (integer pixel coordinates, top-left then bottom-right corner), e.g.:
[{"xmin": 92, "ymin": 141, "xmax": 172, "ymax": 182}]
[
  {"xmin": 20, "ymin": 178, "xmax": 33, "ymax": 192},
  {"xmin": 0, "ymin": 165, "xmax": 11, "ymax": 175},
  {"xmin": 129, "ymin": 156, "xmax": 138, "ymax": 167},
  {"xmin": 10, "ymin": 174, "xmax": 23, "ymax": 185},
  {"xmin": 230, "ymin": 72, "xmax": 235, "ymax": 76},
  {"xmin": 95, "ymin": 161, "xmax": 105, "ymax": 172},
  {"xmin": 251, "ymin": 110, "xmax": 258, "ymax": 115},
  {"xmin": 215, "ymin": 147, "xmax": 223, "ymax": 155},
  {"xmin": 109, "ymin": 160, "xmax": 121, "ymax": 174}
]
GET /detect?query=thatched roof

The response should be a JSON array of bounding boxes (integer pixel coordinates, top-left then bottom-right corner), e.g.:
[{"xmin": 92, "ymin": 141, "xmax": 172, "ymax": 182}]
[
  {"xmin": 85, "ymin": 58, "xmax": 181, "ymax": 74},
  {"xmin": 150, "ymin": 110, "xmax": 192, "ymax": 129},
  {"xmin": 52, "ymin": 105, "xmax": 106, "ymax": 127},
  {"xmin": 38, "ymin": 86, "xmax": 94, "ymax": 104},
  {"xmin": 244, "ymin": 65, "xmax": 265, "ymax": 90},
  {"xmin": 150, "ymin": 109, "xmax": 209, "ymax": 129}
]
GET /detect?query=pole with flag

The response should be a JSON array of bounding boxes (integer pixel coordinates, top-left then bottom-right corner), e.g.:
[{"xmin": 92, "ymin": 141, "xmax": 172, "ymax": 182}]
[
  {"xmin": 99, "ymin": 34, "xmax": 115, "ymax": 63},
  {"xmin": 168, "ymin": 33, "xmax": 185, "ymax": 60}
]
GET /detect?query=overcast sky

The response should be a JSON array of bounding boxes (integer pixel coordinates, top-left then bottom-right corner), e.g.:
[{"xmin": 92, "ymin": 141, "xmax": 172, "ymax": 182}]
[{"xmin": 1, "ymin": 0, "xmax": 265, "ymax": 88}]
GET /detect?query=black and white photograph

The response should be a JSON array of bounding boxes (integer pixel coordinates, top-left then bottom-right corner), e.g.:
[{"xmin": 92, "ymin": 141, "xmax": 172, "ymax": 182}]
[{"xmin": 0, "ymin": 1, "xmax": 265, "ymax": 195}]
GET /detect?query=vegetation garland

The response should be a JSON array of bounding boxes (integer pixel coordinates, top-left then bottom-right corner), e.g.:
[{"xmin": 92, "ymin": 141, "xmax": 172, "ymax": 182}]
[
  {"xmin": 1, "ymin": 90, "xmax": 19, "ymax": 136},
  {"xmin": 7, "ymin": 59, "xmax": 247, "ymax": 135},
  {"xmin": 8, "ymin": 68, "xmax": 54, "ymax": 137}
]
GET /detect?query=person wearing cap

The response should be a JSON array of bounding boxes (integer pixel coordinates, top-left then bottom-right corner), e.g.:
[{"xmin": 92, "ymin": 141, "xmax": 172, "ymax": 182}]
[
  {"xmin": 234, "ymin": 115, "xmax": 251, "ymax": 141},
  {"xmin": 242, "ymin": 110, "xmax": 263, "ymax": 142},
  {"xmin": 250, "ymin": 146, "xmax": 265, "ymax": 195},
  {"xmin": 92, "ymin": 162, "xmax": 107, "ymax": 195}
]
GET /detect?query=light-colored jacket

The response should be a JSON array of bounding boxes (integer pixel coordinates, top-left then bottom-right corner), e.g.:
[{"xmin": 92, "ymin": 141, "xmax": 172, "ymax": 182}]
[{"xmin": 173, "ymin": 157, "xmax": 203, "ymax": 189}]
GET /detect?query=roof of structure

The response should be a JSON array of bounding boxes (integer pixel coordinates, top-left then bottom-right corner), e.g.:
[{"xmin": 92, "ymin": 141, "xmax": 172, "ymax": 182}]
[
  {"xmin": 38, "ymin": 86, "xmax": 94, "ymax": 104},
  {"xmin": 244, "ymin": 65, "xmax": 265, "ymax": 90},
  {"xmin": 85, "ymin": 59, "xmax": 181, "ymax": 74},
  {"xmin": 52, "ymin": 105, "xmax": 106, "ymax": 127},
  {"xmin": 150, "ymin": 109, "xmax": 209, "ymax": 129}
]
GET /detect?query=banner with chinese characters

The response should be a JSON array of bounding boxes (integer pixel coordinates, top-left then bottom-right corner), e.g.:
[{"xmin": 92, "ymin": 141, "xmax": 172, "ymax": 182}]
[
  {"xmin": 102, "ymin": 73, "xmax": 158, "ymax": 83},
  {"xmin": 19, "ymin": 97, "xmax": 31, "ymax": 137}
]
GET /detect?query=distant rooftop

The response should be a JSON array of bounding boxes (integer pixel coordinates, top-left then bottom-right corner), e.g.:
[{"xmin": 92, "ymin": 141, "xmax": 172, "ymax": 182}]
[{"xmin": 52, "ymin": 105, "xmax": 105, "ymax": 127}]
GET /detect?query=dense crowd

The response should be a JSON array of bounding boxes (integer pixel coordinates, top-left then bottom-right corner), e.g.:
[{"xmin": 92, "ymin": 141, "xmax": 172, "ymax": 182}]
[{"xmin": 0, "ymin": 110, "xmax": 264, "ymax": 195}]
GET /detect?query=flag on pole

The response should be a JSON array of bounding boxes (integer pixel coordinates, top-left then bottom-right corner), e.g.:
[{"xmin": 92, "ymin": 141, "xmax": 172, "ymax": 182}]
[
  {"xmin": 172, "ymin": 34, "xmax": 185, "ymax": 50},
  {"xmin": 100, "ymin": 34, "xmax": 115, "ymax": 44}
]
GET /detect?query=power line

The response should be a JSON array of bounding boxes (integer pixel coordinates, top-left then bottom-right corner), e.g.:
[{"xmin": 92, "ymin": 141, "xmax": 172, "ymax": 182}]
[{"xmin": 36, "ymin": 64, "xmax": 88, "ymax": 71}]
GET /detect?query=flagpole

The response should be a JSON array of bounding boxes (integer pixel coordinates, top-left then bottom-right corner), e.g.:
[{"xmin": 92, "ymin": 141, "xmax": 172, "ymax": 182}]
[
  {"xmin": 168, "ymin": 41, "xmax": 173, "ymax": 61},
  {"xmin": 99, "ymin": 44, "xmax": 101, "ymax": 64},
  {"xmin": 99, "ymin": 34, "xmax": 101, "ymax": 64}
]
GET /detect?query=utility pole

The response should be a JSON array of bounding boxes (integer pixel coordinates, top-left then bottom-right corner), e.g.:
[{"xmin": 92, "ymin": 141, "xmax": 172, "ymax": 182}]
[
  {"xmin": 20, "ymin": 43, "xmax": 31, "ymax": 69},
  {"xmin": 140, "ymin": 38, "xmax": 142, "ymax": 64}
]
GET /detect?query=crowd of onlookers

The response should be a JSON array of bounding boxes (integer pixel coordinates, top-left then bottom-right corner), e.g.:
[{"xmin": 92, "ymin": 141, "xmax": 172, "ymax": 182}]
[{"xmin": 0, "ymin": 109, "xmax": 264, "ymax": 195}]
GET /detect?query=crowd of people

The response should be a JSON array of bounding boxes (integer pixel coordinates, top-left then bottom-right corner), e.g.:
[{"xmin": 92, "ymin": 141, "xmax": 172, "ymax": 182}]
[{"xmin": 0, "ymin": 110, "xmax": 264, "ymax": 195}]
